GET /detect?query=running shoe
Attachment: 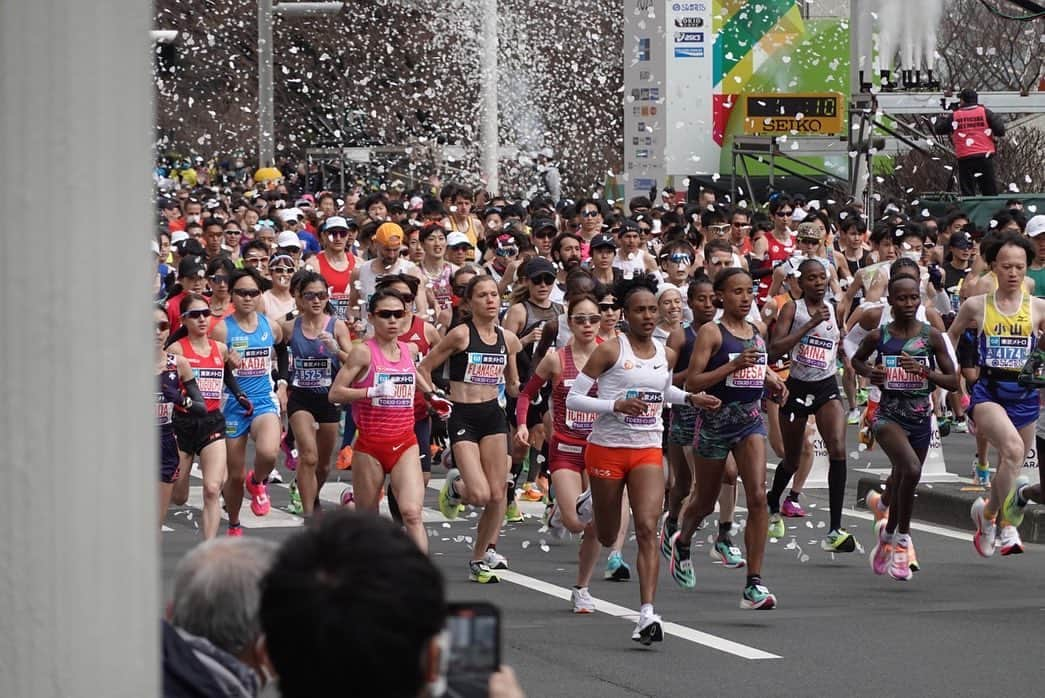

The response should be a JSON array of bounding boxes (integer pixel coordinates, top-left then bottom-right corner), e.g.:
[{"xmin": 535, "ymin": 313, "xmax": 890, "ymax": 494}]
[
  {"xmin": 575, "ymin": 489, "xmax": 594, "ymax": 526},
  {"xmin": 483, "ymin": 549, "xmax": 509, "ymax": 570},
  {"xmin": 908, "ymin": 541, "xmax": 920, "ymax": 572},
  {"xmin": 520, "ymin": 482, "xmax": 544, "ymax": 502},
  {"xmin": 438, "ymin": 468, "xmax": 461, "ymax": 520},
  {"xmin": 972, "ymin": 460, "xmax": 990, "ymax": 487},
  {"xmin": 970, "ymin": 497, "xmax": 997, "ymax": 557},
  {"xmin": 869, "ymin": 520, "xmax": 891, "ymax": 575},
  {"xmin": 280, "ymin": 433, "xmax": 298, "ymax": 471},
  {"xmin": 997, "ymin": 524, "xmax": 1024, "ymax": 556},
  {"xmin": 504, "ymin": 500, "xmax": 524, "ymax": 524},
  {"xmin": 741, "ymin": 583, "xmax": 777, "ymax": 610},
  {"xmin": 226, "ymin": 523, "xmax": 243, "ymax": 537},
  {"xmin": 781, "ymin": 498, "xmax": 806, "ymax": 518},
  {"xmin": 847, "ymin": 408, "xmax": 862, "ymax": 425},
  {"xmin": 469, "ymin": 560, "xmax": 499, "ymax": 584},
  {"xmin": 821, "ymin": 529, "xmax": 856, "ymax": 553},
  {"xmin": 267, "ymin": 469, "xmax": 283, "ymax": 485},
  {"xmin": 710, "ymin": 540, "xmax": 746, "ymax": 569},
  {"xmin": 952, "ymin": 419, "xmax": 968, "ymax": 433},
  {"xmin": 339, "ymin": 486, "xmax": 355, "ymax": 508},
  {"xmin": 604, "ymin": 551, "xmax": 631, "ymax": 581},
  {"xmin": 888, "ymin": 543, "xmax": 913, "ymax": 581},
  {"xmin": 245, "ymin": 470, "xmax": 271, "ymax": 517},
  {"xmin": 768, "ymin": 513, "xmax": 786, "ymax": 539},
  {"xmin": 336, "ymin": 445, "xmax": 353, "ymax": 471},
  {"xmin": 631, "ymin": 613, "xmax": 664, "ymax": 645},
  {"xmin": 659, "ymin": 518, "xmax": 676, "ymax": 561},
  {"xmin": 865, "ymin": 489, "xmax": 888, "ymax": 522},
  {"xmin": 545, "ymin": 501, "xmax": 567, "ymax": 540},
  {"xmin": 287, "ymin": 481, "xmax": 303, "ymax": 516},
  {"xmin": 571, "ymin": 587, "xmax": 595, "ymax": 614},
  {"xmin": 669, "ymin": 532, "xmax": 696, "ymax": 589},
  {"xmin": 856, "ymin": 388, "xmax": 868, "ymax": 406},
  {"xmin": 1001, "ymin": 475, "xmax": 1030, "ymax": 530}
]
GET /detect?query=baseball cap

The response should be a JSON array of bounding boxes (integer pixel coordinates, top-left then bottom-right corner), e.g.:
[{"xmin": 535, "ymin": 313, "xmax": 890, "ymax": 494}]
[
  {"xmin": 446, "ymin": 232, "xmax": 474, "ymax": 248},
  {"xmin": 532, "ymin": 218, "xmax": 557, "ymax": 235},
  {"xmin": 178, "ymin": 256, "xmax": 206, "ymax": 279},
  {"xmin": 1026, "ymin": 215, "xmax": 1045, "ymax": 238},
  {"xmin": 590, "ymin": 233, "xmax": 618, "ymax": 250},
  {"xmin": 374, "ymin": 222, "xmax": 405, "ymax": 247},
  {"xmin": 408, "ymin": 196, "xmax": 424, "ymax": 212},
  {"xmin": 170, "ymin": 230, "xmax": 190, "ymax": 245},
  {"xmin": 279, "ymin": 208, "xmax": 303, "ymax": 223},
  {"xmin": 322, "ymin": 216, "xmax": 352, "ymax": 232},
  {"xmin": 796, "ymin": 222, "xmax": 824, "ymax": 240},
  {"xmin": 159, "ymin": 198, "xmax": 179, "ymax": 210},
  {"xmin": 277, "ymin": 231, "xmax": 302, "ymax": 249},
  {"xmin": 294, "ymin": 197, "xmax": 312, "ymax": 208},
  {"xmin": 950, "ymin": 230, "xmax": 974, "ymax": 248},
  {"xmin": 525, "ymin": 257, "xmax": 556, "ymax": 279}
]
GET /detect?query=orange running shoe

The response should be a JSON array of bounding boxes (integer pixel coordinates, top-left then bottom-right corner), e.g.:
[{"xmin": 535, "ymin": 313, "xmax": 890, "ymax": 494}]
[{"xmin": 336, "ymin": 445, "xmax": 354, "ymax": 471}]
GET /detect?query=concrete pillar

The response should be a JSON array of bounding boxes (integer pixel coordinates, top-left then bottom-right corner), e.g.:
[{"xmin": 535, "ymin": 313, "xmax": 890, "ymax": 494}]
[{"xmin": 0, "ymin": 2, "xmax": 158, "ymax": 695}]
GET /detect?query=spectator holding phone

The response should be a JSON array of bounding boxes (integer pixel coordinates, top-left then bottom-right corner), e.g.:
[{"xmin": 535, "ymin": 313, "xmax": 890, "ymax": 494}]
[{"xmin": 258, "ymin": 511, "xmax": 524, "ymax": 698}]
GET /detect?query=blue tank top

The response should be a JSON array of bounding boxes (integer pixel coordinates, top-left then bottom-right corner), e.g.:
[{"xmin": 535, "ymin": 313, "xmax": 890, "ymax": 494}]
[
  {"xmin": 705, "ymin": 322, "xmax": 767, "ymax": 403},
  {"xmin": 877, "ymin": 323, "xmax": 934, "ymax": 398},
  {"xmin": 289, "ymin": 316, "xmax": 340, "ymax": 393},
  {"xmin": 224, "ymin": 314, "xmax": 275, "ymax": 399},
  {"xmin": 675, "ymin": 324, "xmax": 697, "ymax": 378}
]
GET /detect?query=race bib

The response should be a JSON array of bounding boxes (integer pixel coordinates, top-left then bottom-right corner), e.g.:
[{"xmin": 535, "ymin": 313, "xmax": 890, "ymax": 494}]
[
  {"xmin": 194, "ymin": 367, "xmax": 223, "ymax": 401},
  {"xmin": 236, "ymin": 346, "xmax": 271, "ymax": 378},
  {"xmin": 329, "ymin": 292, "xmax": 351, "ymax": 322},
  {"xmin": 622, "ymin": 389, "xmax": 662, "ymax": 426},
  {"xmin": 725, "ymin": 353, "xmax": 767, "ymax": 389},
  {"xmin": 372, "ymin": 372, "xmax": 415, "ymax": 408},
  {"xmin": 794, "ymin": 336, "xmax": 834, "ymax": 370},
  {"xmin": 984, "ymin": 335, "xmax": 1030, "ymax": 370},
  {"xmin": 555, "ymin": 441, "xmax": 584, "ymax": 455},
  {"xmin": 463, "ymin": 352, "xmax": 506, "ymax": 385},
  {"xmin": 949, "ymin": 291, "xmax": 961, "ymax": 315},
  {"xmin": 293, "ymin": 357, "xmax": 332, "ymax": 389},
  {"xmin": 563, "ymin": 379, "xmax": 596, "ymax": 432},
  {"xmin": 883, "ymin": 355, "xmax": 929, "ymax": 391},
  {"xmin": 156, "ymin": 395, "xmax": 173, "ymax": 426}
]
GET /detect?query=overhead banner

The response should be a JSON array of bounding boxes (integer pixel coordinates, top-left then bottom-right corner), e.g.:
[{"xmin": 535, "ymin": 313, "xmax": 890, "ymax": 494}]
[{"xmin": 622, "ymin": 1, "xmax": 850, "ymax": 202}]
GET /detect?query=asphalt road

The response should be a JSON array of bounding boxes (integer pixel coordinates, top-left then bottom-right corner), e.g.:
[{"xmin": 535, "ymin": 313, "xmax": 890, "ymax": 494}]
[{"xmin": 162, "ymin": 425, "xmax": 1044, "ymax": 697}]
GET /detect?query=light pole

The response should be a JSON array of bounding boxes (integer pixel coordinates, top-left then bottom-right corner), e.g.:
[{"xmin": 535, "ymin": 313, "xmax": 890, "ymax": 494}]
[
  {"xmin": 479, "ymin": 0, "xmax": 499, "ymax": 193},
  {"xmin": 258, "ymin": 1, "xmax": 344, "ymax": 168}
]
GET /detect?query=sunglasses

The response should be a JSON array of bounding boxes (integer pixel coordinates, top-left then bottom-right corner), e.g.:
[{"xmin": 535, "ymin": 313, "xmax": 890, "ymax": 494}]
[
  {"xmin": 270, "ymin": 266, "xmax": 295, "ymax": 275},
  {"xmin": 668, "ymin": 254, "xmax": 692, "ymax": 265},
  {"xmin": 233, "ymin": 288, "xmax": 262, "ymax": 298},
  {"xmin": 535, "ymin": 230, "xmax": 556, "ymax": 239},
  {"xmin": 450, "ymin": 244, "xmax": 471, "ymax": 251},
  {"xmin": 708, "ymin": 225, "xmax": 730, "ymax": 235},
  {"xmin": 580, "ymin": 210, "xmax": 600, "ymax": 218},
  {"xmin": 327, "ymin": 229, "xmax": 351, "ymax": 239},
  {"xmin": 775, "ymin": 210, "xmax": 793, "ymax": 217},
  {"xmin": 181, "ymin": 308, "xmax": 212, "ymax": 320},
  {"xmin": 530, "ymin": 274, "xmax": 556, "ymax": 286},
  {"xmin": 281, "ymin": 246, "xmax": 302, "ymax": 254},
  {"xmin": 373, "ymin": 309, "xmax": 406, "ymax": 320},
  {"xmin": 798, "ymin": 237, "xmax": 820, "ymax": 244},
  {"xmin": 570, "ymin": 314, "xmax": 600, "ymax": 326},
  {"xmin": 156, "ymin": 320, "xmax": 170, "ymax": 332},
  {"xmin": 209, "ymin": 275, "xmax": 229, "ymax": 285},
  {"xmin": 301, "ymin": 290, "xmax": 329, "ymax": 301},
  {"xmin": 598, "ymin": 302, "xmax": 616, "ymax": 312},
  {"xmin": 732, "ymin": 223, "xmax": 752, "ymax": 231}
]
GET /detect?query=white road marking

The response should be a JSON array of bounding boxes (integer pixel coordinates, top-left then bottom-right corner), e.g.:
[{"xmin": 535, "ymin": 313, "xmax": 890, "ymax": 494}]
[{"xmin": 496, "ymin": 570, "xmax": 781, "ymax": 660}]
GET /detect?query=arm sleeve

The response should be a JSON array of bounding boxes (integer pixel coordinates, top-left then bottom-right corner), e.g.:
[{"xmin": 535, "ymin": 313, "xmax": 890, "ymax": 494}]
[
  {"xmin": 274, "ymin": 342, "xmax": 290, "ymax": 383},
  {"xmin": 182, "ymin": 378, "xmax": 209, "ymax": 417},
  {"xmin": 515, "ymin": 373, "xmax": 546, "ymax": 426},
  {"xmin": 664, "ymin": 384, "xmax": 690, "ymax": 406},
  {"xmin": 223, "ymin": 362, "xmax": 245, "ymax": 396},
  {"xmin": 565, "ymin": 372, "xmax": 616, "ymax": 415}
]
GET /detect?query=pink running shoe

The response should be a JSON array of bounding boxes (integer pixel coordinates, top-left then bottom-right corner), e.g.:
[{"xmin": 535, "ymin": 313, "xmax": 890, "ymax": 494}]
[
  {"xmin": 869, "ymin": 520, "xmax": 891, "ymax": 576},
  {"xmin": 280, "ymin": 433, "xmax": 298, "ymax": 471},
  {"xmin": 245, "ymin": 470, "xmax": 271, "ymax": 517},
  {"xmin": 889, "ymin": 543, "xmax": 913, "ymax": 581},
  {"xmin": 780, "ymin": 498, "xmax": 806, "ymax": 518},
  {"xmin": 227, "ymin": 524, "xmax": 244, "ymax": 537}
]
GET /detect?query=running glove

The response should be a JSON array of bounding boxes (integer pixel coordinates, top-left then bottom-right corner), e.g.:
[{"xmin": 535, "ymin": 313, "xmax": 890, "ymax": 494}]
[{"xmin": 1018, "ymin": 349, "xmax": 1045, "ymax": 388}]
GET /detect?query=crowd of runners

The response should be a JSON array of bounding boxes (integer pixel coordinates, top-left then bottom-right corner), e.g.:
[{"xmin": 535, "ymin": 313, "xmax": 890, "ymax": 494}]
[{"xmin": 155, "ymin": 175, "xmax": 1045, "ymax": 645}]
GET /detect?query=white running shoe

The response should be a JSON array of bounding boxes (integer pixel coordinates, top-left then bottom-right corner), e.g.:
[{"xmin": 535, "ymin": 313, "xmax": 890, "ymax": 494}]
[
  {"xmin": 997, "ymin": 524, "xmax": 1024, "ymax": 556},
  {"xmin": 571, "ymin": 587, "xmax": 595, "ymax": 614},
  {"xmin": 970, "ymin": 497, "xmax": 997, "ymax": 557},
  {"xmin": 576, "ymin": 489, "xmax": 594, "ymax": 526},
  {"xmin": 546, "ymin": 502, "xmax": 567, "ymax": 541},
  {"xmin": 847, "ymin": 408, "xmax": 862, "ymax": 425},
  {"xmin": 483, "ymin": 548, "xmax": 509, "ymax": 570},
  {"xmin": 631, "ymin": 613, "xmax": 664, "ymax": 645}
]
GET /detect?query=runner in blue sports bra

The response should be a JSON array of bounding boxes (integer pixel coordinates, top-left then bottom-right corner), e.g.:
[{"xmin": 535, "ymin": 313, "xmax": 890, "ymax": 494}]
[{"xmin": 211, "ymin": 268, "xmax": 286, "ymax": 536}]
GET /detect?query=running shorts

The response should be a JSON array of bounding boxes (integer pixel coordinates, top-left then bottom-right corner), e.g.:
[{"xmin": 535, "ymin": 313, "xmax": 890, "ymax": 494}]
[
  {"xmin": 549, "ymin": 433, "xmax": 586, "ymax": 474},
  {"xmin": 354, "ymin": 431, "xmax": 419, "ymax": 474},
  {"xmin": 957, "ymin": 331, "xmax": 979, "ymax": 370},
  {"xmin": 968, "ymin": 379, "xmax": 1040, "ymax": 430},
  {"xmin": 287, "ymin": 389, "xmax": 340, "ymax": 424},
  {"xmin": 224, "ymin": 393, "xmax": 280, "ymax": 439},
  {"xmin": 415, "ymin": 416, "xmax": 433, "ymax": 473},
  {"xmin": 781, "ymin": 376, "xmax": 841, "ymax": 420},
  {"xmin": 447, "ymin": 399, "xmax": 509, "ymax": 444},
  {"xmin": 694, "ymin": 400, "xmax": 766, "ymax": 460},
  {"xmin": 172, "ymin": 410, "xmax": 226, "ymax": 456},
  {"xmin": 160, "ymin": 431, "xmax": 179, "ymax": 483},
  {"xmin": 669, "ymin": 404, "xmax": 698, "ymax": 446},
  {"xmin": 873, "ymin": 393, "xmax": 933, "ymax": 450},
  {"xmin": 584, "ymin": 443, "xmax": 662, "ymax": 480}
]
